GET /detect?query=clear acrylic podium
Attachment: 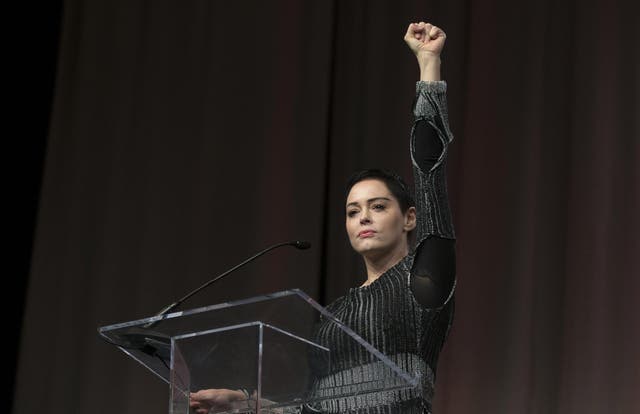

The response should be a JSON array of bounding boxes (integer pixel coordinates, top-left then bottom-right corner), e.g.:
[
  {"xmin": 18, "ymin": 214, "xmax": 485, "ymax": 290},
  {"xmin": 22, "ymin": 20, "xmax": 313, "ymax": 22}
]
[{"xmin": 98, "ymin": 289, "xmax": 420, "ymax": 413}]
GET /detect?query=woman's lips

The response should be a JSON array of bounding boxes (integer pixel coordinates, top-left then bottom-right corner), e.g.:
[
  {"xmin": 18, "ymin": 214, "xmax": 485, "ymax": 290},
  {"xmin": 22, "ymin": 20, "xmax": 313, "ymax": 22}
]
[{"xmin": 358, "ymin": 230, "xmax": 376, "ymax": 238}]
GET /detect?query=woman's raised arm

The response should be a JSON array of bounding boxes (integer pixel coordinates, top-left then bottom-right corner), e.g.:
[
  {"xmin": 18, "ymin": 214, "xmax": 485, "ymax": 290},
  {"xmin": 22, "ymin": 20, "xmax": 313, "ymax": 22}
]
[{"xmin": 404, "ymin": 22, "xmax": 457, "ymax": 309}]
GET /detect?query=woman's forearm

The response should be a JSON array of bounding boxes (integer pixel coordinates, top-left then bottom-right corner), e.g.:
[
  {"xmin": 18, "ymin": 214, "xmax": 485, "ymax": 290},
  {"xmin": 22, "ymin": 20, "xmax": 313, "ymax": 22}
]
[
  {"xmin": 418, "ymin": 55, "xmax": 441, "ymax": 82},
  {"xmin": 404, "ymin": 21, "xmax": 445, "ymax": 82}
]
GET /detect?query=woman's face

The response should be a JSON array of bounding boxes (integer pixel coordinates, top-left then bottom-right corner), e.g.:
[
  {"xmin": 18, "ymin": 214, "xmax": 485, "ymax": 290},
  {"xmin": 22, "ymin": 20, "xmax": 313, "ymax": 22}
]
[{"xmin": 345, "ymin": 179, "xmax": 415, "ymax": 259}]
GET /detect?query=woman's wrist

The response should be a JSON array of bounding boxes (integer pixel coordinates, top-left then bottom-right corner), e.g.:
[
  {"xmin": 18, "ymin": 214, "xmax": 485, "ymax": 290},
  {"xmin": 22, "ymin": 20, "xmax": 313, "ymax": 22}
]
[{"xmin": 418, "ymin": 55, "xmax": 441, "ymax": 82}]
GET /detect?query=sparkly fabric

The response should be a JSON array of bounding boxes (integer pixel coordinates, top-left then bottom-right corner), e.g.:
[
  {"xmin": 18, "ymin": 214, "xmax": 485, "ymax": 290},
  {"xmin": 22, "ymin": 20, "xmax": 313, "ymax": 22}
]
[
  {"xmin": 410, "ymin": 81, "xmax": 455, "ymax": 241},
  {"xmin": 303, "ymin": 81, "xmax": 456, "ymax": 414},
  {"xmin": 308, "ymin": 261, "xmax": 454, "ymax": 414}
]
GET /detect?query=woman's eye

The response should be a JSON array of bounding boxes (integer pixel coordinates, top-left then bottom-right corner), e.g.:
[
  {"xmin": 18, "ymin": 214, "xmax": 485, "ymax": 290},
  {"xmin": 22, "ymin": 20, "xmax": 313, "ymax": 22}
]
[
  {"xmin": 372, "ymin": 204, "xmax": 386, "ymax": 211},
  {"xmin": 347, "ymin": 210, "xmax": 358, "ymax": 217}
]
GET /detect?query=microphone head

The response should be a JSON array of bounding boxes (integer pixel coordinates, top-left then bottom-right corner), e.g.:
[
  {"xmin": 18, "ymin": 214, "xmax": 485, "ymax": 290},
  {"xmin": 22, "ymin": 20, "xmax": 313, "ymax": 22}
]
[{"xmin": 292, "ymin": 240, "xmax": 311, "ymax": 250}]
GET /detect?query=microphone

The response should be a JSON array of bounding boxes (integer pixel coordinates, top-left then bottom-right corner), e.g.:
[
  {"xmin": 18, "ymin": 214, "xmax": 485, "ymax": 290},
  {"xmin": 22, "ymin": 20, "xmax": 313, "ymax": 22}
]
[
  {"xmin": 142, "ymin": 240, "xmax": 311, "ymax": 327},
  {"xmin": 101, "ymin": 240, "xmax": 310, "ymax": 363}
]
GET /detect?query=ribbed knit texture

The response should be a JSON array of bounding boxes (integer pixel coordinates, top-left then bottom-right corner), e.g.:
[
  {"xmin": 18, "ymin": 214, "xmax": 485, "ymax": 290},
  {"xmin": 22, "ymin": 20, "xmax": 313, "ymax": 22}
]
[
  {"xmin": 410, "ymin": 81, "xmax": 455, "ymax": 241},
  {"xmin": 302, "ymin": 82, "xmax": 456, "ymax": 414},
  {"xmin": 308, "ymin": 258, "xmax": 454, "ymax": 414}
]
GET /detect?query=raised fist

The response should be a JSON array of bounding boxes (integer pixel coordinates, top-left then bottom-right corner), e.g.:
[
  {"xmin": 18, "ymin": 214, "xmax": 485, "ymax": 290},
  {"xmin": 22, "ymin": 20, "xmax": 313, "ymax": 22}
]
[{"xmin": 404, "ymin": 22, "xmax": 446, "ymax": 58}]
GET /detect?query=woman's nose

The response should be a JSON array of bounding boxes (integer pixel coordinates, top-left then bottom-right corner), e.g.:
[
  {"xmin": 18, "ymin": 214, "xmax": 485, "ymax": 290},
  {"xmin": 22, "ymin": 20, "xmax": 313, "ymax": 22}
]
[{"xmin": 360, "ymin": 210, "xmax": 371, "ymax": 224}]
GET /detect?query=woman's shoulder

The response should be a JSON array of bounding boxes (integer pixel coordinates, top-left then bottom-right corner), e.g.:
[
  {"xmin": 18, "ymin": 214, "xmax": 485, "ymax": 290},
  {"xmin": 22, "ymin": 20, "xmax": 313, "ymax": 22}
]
[{"xmin": 323, "ymin": 294, "xmax": 348, "ymax": 316}]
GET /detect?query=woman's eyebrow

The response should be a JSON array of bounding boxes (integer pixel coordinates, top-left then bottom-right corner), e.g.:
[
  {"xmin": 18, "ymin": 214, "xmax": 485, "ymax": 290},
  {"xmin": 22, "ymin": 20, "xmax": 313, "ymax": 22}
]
[{"xmin": 346, "ymin": 197, "xmax": 392, "ymax": 208}]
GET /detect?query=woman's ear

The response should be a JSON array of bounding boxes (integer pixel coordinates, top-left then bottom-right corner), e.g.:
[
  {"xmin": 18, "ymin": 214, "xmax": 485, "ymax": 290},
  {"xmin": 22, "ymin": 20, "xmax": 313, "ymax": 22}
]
[{"xmin": 404, "ymin": 207, "xmax": 417, "ymax": 232}]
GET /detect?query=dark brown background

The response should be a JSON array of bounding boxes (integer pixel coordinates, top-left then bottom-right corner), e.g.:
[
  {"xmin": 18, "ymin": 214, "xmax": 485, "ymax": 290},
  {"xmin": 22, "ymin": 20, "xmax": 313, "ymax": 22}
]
[{"xmin": 13, "ymin": 0, "xmax": 639, "ymax": 413}]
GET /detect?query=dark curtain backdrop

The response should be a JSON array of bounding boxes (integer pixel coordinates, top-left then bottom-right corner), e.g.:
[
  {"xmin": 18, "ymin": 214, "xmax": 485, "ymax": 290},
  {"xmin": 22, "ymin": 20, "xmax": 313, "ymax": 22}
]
[{"xmin": 14, "ymin": 0, "xmax": 639, "ymax": 413}]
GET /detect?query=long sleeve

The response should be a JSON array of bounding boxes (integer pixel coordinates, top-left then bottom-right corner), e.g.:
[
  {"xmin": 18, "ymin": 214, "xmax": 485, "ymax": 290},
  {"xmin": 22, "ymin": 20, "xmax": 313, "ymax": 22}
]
[{"xmin": 409, "ymin": 81, "xmax": 457, "ymax": 309}]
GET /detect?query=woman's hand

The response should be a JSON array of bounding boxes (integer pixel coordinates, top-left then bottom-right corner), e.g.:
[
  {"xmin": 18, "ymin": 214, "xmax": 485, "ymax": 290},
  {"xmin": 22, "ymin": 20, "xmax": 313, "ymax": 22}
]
[
  {"xmin": 404, "ymin": 21, "xmax": 446, "ymax": 81},
  {"xmin": 404, "ymin": 22, "xmax": 446, "ymax": 58},
  {"xmin": 189, "ymin": 388, "xmax": 247, "ymax": 414}
]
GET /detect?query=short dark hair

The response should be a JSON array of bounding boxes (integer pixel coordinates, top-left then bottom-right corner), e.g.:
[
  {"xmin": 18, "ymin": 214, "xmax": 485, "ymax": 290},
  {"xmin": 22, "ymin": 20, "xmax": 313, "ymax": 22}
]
[{"xmin": 345, "ymin": 169, "xmax": 414, "ymax": 213}]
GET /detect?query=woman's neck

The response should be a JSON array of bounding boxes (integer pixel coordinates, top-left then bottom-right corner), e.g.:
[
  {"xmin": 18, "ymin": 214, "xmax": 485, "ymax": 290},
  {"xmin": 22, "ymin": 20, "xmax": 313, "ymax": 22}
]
[{"xmin": 361, "ymin": 244, "xmax": 409, "ymax": 287}]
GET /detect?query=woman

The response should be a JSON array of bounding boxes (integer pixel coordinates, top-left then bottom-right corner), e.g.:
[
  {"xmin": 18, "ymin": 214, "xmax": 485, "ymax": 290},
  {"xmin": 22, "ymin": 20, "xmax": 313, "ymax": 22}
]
[{"xmin": 191, "ymin": 21, "xmax": 456, "ymax": 414}]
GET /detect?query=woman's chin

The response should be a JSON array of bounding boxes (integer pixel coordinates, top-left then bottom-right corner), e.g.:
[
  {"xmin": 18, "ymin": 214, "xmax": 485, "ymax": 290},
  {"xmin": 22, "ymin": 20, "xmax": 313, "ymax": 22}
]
[{"xmin": 356, "ymin": 242, "xmax": 388, "ymax": 257}]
